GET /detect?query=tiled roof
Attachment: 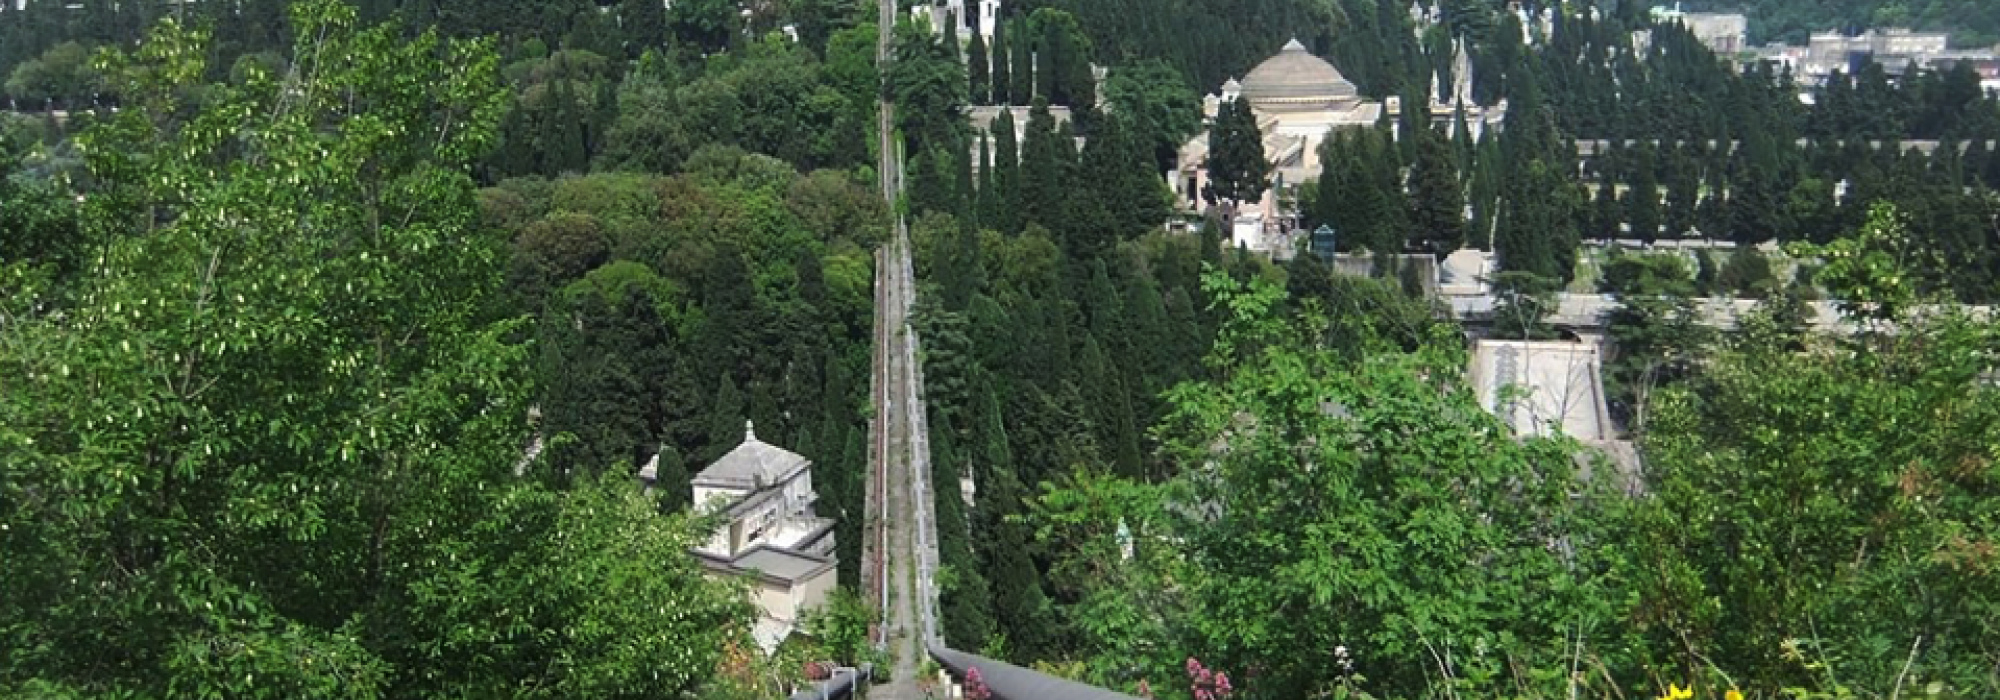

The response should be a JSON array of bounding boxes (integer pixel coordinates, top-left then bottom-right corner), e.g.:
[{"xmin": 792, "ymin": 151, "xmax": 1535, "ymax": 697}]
[
  {"xmin": 1239, "ymin": 38, "xmax": 1360, "ymax": 104},
  {"xmin": 694, "ymin": 421, "xmax": 810, "ymax": 490}
]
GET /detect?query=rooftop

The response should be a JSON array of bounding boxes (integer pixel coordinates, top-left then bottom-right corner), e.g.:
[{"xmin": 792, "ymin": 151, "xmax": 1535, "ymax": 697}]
[
  {"xmin": 1237, "ymin": 38, "xmax": 1360, "ymax": 105},
  {"xmin": 695, "ymin": 421, "xmax": 810, "ymax": 491},
  {"xmin": 731, "ymin": 546, "xmax": 837, "ymax": 583}
]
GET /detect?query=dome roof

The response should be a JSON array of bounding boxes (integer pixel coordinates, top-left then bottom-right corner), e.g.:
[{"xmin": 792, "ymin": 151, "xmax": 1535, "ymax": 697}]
[{"xmin": 1238, "ymin": 39, "xmax": 1359, "ymax": 105}]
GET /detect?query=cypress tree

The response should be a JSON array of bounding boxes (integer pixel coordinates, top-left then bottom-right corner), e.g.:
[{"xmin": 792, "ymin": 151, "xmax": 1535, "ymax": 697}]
[
  {"xmin": 1163, "ymin": 286, "xmax": 1202, "ymax": 383},
  {"xmin": 1591, "ymin": 180, "xmax": 1621, "ymax": 241},
  {"xmin": 1663, "ymin": 145, "xmax": 1699, "ymax": 239},
  {"xmin": 1469, "ymin": 128, "xmax": 1504, "ymax": 249},
  {"xmin": 705, "ymin": 374, "xmax": 745, "ymax": 463},
  {"xmin": 953, "ymin": 133, "xmax": 977, "ymax": 220},
  {"xmin": 990, "ymin": 17, "xmax": 1013, "ymax": 106},
  {"xmin": 1203, "ymin": 97, "xmax": 1272, "ymax": 219},
  {"xmin": 1009, "ymin": 17, "xmax": 1033, "ymax": 104},
  {"xmin": 546, "ymin": 78, "xmax": 588, "ymax": 174},
  {"xmin": 909, "ymin": 146, "xmax": 959, "ymax": 218},
  {"xmin": 1495, "ymin": 160, "xmax": 1566, "ymax": 279},
  {"xmin": 837, "ymin": 424, "xmax": 867, "ymax": 586},
  {"xmin": 941, "ymin": 12, "xmax": 961, "ymax": 66},
  {"xmin": 932, "ymin": 409, "xmax": 995, "ymax": 651},
  {"xmin": 653, "ymin": 446, "xmax": 691, "ymax": 511},
  {"xmin": 1086, "ymin": 115, "xmax": 1171, "ymax": 242},
  {"xmin": 976, "ymin": 132, "xmax": 998, "ymax": 228},
  {"xmin": 991, "ymin": 109, "xmax": 1022, "ymax": 233},
  {"xmin": 1197, "ymin": 216, "xmax": 1223, "ymax": 269},
  {"xmin": 619, "ymin": 0, "xmax": 668, "ymax": 57},
  {"xmin": 1018, "ymin": 99, "xmax": 1065, "ymax": 233},
  {"xmin": 1409, "ymin": 126, "xmax": 1466, "ymax": 254},
  {"xmin": 1626, "ymin": 145, "xmax": 1662, "ymax": 244},
  {"xmin": 968, "ymin": 24, "xmax": 990, "ymax": 105},
  {"xmin": 588, "ymin": 78, "xmax": 617, "ymax": 164},
  {"xmin": 1121, "ymin": 269, "xmax": 1171, "ymax": 422},
  {"xmin": 1360, "ymin": 128, "xmax": 1409, "ymax": 253},
  {"xmin": 1453, "ymin": 104, "xmax": 1476, "ymax": 177},
  {"xmin": 1075, "ymin": 332, "xmax": 1141, "ymax": 478},
  {"xmin": 974, "ymin": 458, "xmax": 1052, "ymax": 663}
]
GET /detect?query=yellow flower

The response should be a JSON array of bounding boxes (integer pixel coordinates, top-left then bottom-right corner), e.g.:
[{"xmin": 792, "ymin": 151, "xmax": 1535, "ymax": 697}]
[
  {"xmin": 1656, "ymin": 683, "xmax": 1694, "ymax": 700},
  {"xmin": 1725, "ymin": 690, "xmax": 1744, "ymax": 700}
]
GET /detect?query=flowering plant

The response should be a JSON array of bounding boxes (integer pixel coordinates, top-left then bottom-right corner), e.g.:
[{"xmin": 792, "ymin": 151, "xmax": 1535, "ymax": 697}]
[{"xmin": 1186, "ymin": 657, "xmax": 1235, "ymax": 700}]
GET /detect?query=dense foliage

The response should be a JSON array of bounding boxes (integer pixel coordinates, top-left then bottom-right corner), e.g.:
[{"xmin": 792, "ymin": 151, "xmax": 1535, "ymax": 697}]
[
  {"xmin": 6, "ymin": 0, "xmax": 1999, "ymax": 698},
  {"xmin": 0, "ymin": 5, "xmax": 766, "ymax": 696}
]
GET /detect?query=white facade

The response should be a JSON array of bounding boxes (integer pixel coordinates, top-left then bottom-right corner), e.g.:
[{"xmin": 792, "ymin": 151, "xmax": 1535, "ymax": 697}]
[
  {"xmin": 676, "ymin": 422, "xmax": 839, "ymax": 655},
  {"xmin": 1797, "ymin": 28, "xmax": 1953, "ymax": 82},
  {"xmin": 1171, "ymin": 39, "xmax": 1503, "ymax": 240},
  {"xmin": 911, "ymin": 0, "xmax": 999, "ymax": 42},
  {"xmin": 1651, "ymin": 7, "xmax": 1749, "ymax": 56}
]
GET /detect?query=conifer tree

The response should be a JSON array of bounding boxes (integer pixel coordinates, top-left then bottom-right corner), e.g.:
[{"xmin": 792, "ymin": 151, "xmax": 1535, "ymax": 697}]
[
  {"xmin": 1591, "ymin": 180, "xmax": 1622, "ymax": 241},
  {"xmin": 909, "ymin": 146, "xmax": 959, "ymax": 218},
  {"xmin": 1094, "ymin": 115, "xmax": 1172, "ymax": 241},
  {"xmin": 990, "ymin": 17, "xmax": 1012, "ymax": 106},
  {"xmin": 706, "ymin": 374, "xmax": 745, "ymax": 462},
  {"xmin": 953, "ymin": 133, "xmax": 977, "ymax": 221},
  {"xmin": 970, "ymin": 398, "xmax": 1053, "ymax": 663},
  {"xmin": 1031, "ymin": 8, "xmax": 1093, "ymax": 108},
  {"xmin": 837, "ymin": 424, "xmax": 867, "ymax": 585},
  {"xmin": 619, "ymin": 0, "xmax": 668, "ymax": 57},
  {"xmin": 976, "ymin": 132, "xmax": 999, "ymax": 228},
  {"xmin": 545, "ymin": 78, "xmax": 589, "ymax": 174},
  {"xmin": 1122, "ymin": 270, "xmax": 1171, "ymax": 415},
  {"xmin": 968, "ymin": 25, "xmax": 990, "ymax": 105},
  {"xmin": 1663, "ymin": 145, "xmax": 1699, "ymax": 239},
  {"xmin": 931, "ymin": 409, "xmax": 995, "ymax": 651},
  {"xmin": 941, "ymin": 12, "xmax": 961, "ymax": 65},
  {"xmin": 991, "ymin": 110, "xmax": 1022, "ymax": 233},
  {"xmin": 1409, "ymin": 126, "xmax": 1466, "ymax": 254},
  {"xmin": 1203, "ymin": 97, "xmax": 1271, "ymax": 219},
  {"xmin": 1018, "ymin": 99, "xmax": 1066, "ymax": 233},
  {"xmin": 653, "ymin": 446, "xmax": 691, "ymax": 511},
  {"xmin": 1496, "ymin": 160, "xmax": 1569, "ymax": 279},
  {"xmin": 1452, "ymin": 105, "xmax": 1475, "ymax": 175},
  {"xmin": 1163, "ymin": 285, "xmax": 1202, "ymax": 382},
  {"xmin": 1469, "ymin": 128, "xmax": 1504, "ymax": 248},
  {"xmin": 1625, "ymin": 145, "xmax": 1662, "ymax": 243},
  {"xmin": 1008, "ymin": 17, "xmax": 1033, "ymax": 104}
]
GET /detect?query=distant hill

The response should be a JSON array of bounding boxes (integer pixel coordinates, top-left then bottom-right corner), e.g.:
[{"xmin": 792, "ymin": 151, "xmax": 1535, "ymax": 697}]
[{"xmin": 1691, "ymin": 0, "xmax": 2000, "ymax": 47}]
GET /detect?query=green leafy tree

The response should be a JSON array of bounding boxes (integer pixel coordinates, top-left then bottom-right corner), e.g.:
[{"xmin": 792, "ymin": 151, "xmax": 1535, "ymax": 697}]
[
  {"xmin": 1103, "ymin": 59, "xmax": 1202, "ymax": 173},
  {"xmin": 1035, "ymin": 270, "xmax": 1620, "ymax": 697},
  {"xmin": 4, "ymin": 41, "xmax": 101, "ymax": 107},
  {"xmin": 1598, "ymin": 251, "xmax": 1708, "ymax": 429},
  {"xmin": 1634, "ymin": 213, "xmax": 2000, "ymax": 693},
  {"xmin": 1489, "ymin": 270, "xmax": 1560, "ymax": 340},
  {"xmin": 0, "ymin": 5, "xmax": 751, "ymax": 696},
  {"xmin": 890, "ymin": 21, "xmax": 969, "ymax": 155},
  {"xmin": 668, "ymin": 0, "xmax": 738, "ymax": 53}
]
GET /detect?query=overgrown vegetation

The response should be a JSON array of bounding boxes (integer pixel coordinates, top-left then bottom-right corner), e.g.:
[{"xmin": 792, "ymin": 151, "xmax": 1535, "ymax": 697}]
[{"xmin": 4, "ymin": 0, "xmax": 1997, "ymax": 698}]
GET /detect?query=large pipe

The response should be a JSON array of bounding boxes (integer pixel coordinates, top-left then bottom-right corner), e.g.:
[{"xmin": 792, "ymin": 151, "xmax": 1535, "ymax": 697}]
[
  {"xmin": 927, "ymin": 644, "xmax": 1143, "ymax": 700},
  {"xmin": 787, "ymin": 665, "xmax": 873, "ymax": 700}
]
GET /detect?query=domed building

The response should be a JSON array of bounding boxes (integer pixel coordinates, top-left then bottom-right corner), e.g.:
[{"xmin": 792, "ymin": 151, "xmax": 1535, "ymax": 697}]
[
  {"xmin": 1171, "ymin": 38, "xmax": 1504, "ymax": 256},
  {"xmin": 1170, "ymin": 39, "xmax": 1383, "ymax": 253}
]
